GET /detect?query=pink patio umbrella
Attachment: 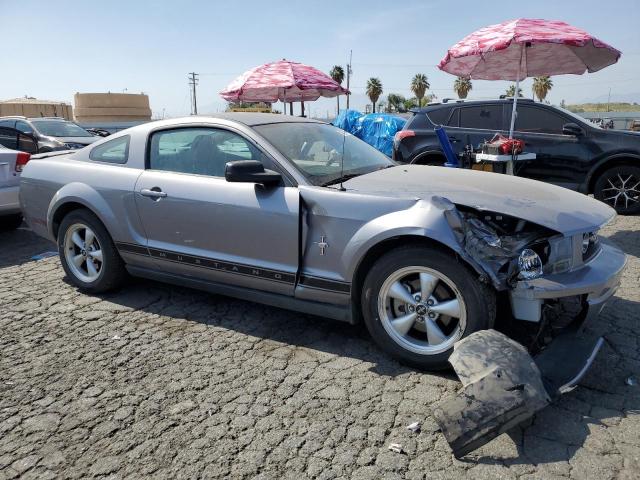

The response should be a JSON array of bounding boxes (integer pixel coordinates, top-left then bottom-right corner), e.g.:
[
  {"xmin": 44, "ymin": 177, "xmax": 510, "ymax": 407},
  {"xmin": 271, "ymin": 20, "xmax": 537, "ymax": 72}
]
[
  {"xmin": 220, "ymin": 59, "xmax": 349, "ymax": 114},
  {"xmin": 438, "ymin": 19, "xmax": 621, "ymax": 137}
]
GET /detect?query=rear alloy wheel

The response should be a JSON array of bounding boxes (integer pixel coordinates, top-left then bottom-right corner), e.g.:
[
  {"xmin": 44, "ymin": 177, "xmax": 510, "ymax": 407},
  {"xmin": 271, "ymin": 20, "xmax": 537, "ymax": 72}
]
[
  {"xmin": 361, "ymin": 246, "xmax": 495, "ymax": 370},
  {"xmin": 594, "ymin": 166, "xmax": 640, "ymax": 215},
  {"xmin": 57, "ymin": 209, "xmax": 127, "ymax": 292}
]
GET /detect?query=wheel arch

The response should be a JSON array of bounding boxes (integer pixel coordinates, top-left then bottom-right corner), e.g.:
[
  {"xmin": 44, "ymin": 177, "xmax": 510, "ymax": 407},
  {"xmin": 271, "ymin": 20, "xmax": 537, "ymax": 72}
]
[
  {"xmin": 410, "ymin": 149, "xmax": 446, "ymax": 165},
  {"xmin": 586, "ymin": 153, "xmax": 640, "ymax": 193},
  {"xmin": 349, "ymin": 233, "xmax": 485, "ymax": 324},
  {"xmin": 48, "ymin": 183, "xmax": 118, "ymax": 240}
]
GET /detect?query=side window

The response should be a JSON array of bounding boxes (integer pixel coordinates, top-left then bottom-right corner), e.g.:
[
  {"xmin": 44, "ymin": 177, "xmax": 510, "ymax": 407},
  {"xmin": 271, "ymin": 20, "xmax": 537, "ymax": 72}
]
[
  {"xmin": 459, "ymin": 105, "xmax": 502, "ymax": 130},
  {"xmin": 0, "ymin": 127, "xmax": 19, "ymax": 150},
  {"xmin": 15, "ymin": 121, "xmax": 34, "ymax": 135},
  {"xmin": 149, "ymin": 127, "xmax": 270, "ymax": 177},
  {"xmin": 515, "ymin": 106, "xmax": 567, "ymax": 135},
  {"xmin": 0, "ymin": 119, "xmax": 16, "ymax": 128},
  {"xmin": 425, "ymin": 108, "xmax": 451, "ymax": 126},
  {"xmin": 89, "ymin": 135, "xmax": 130, "ymax": 164}
]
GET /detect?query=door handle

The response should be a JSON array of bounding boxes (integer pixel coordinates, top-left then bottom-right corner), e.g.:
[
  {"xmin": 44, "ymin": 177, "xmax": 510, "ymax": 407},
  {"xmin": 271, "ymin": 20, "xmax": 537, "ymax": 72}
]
[{"xmin": 140, "ymin": 188, "xmax": 167, "ymax": 199}]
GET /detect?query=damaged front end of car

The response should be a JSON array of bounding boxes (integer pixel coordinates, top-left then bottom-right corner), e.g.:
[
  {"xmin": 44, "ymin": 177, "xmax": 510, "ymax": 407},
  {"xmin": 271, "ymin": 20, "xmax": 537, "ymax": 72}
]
[{"xmin": 428, "ymin": 196, "xmax": 626, "ymax": 458}]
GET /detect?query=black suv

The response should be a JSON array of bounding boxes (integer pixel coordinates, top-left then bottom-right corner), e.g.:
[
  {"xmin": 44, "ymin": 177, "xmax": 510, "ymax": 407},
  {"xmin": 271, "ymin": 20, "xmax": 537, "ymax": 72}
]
[
  {"xmin": 0, "ymin": 117, "xmax": 98, "ymax": 152},
  {"xmin": 393, "ymin": 99, "xmax": 640, "ymax": 214}
]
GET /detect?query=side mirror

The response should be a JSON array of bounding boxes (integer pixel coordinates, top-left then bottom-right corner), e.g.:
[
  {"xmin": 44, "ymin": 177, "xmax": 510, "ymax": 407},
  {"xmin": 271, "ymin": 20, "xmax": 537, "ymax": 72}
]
[
  {"xmin": 17, "ymin": 133, "xmax": 39, "ymax": 154},
  {"xmin": 225, "ymin": 160, "xmax": 282, "ymax": 186},
  {"xmin": 562, "ymin": 123, "xmax": 583, "ymax": 136}
]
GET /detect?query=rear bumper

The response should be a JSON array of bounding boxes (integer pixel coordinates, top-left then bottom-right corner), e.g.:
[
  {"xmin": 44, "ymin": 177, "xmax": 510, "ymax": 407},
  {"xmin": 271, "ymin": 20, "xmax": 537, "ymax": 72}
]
[
  {"xmin": 0, "ymin": 186, "xmax": 20, "ymax": 214},
  {"xmin": 509, "ymin": 239, "xmax": 627, "ymax": 322}
]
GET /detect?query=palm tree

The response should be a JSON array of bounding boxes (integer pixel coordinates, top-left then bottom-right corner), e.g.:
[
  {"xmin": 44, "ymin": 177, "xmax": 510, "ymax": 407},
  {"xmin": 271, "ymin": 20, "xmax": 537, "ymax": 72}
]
[
  {"xmin": 329, "ymin": 65, "xmax": 345, "ymax": 114},
  {"xmin": 453, "ymin": 76, "xmax": 472, "ymax": 99},
  {"xmin": 366, "ymin": 78, "xmax": 383, "ymax": 113},
  {"xmin": 505, "ymin": 84, "xmax": 523, "ymax": 98},
  {"xmin": 387, "ymin": 93, "xmax": 406, "ymax": 113},
  {"xmin": 410, "ymin": 74, "xmax": 430, "ymax": 107},
  {"xmin": 532, "ymin": 76, "xmax": 553, "ymax": 102}
]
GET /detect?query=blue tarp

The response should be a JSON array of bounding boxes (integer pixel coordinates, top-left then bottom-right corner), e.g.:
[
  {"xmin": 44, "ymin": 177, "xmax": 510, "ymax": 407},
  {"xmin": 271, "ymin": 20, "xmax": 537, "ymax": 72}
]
[
  {"xmin": 332, "ymin": 110, "xmax": 406, "ymax": 157},
  {"xmin": 332, "ymin": 109, "xmax": 364, "ymax": 136}
]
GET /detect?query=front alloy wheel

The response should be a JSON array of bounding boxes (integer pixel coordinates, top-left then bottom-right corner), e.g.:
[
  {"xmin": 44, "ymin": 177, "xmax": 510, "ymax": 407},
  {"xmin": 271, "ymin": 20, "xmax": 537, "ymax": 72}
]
[
  {"xmin": 595, "ymin": 166, "xmax": 640, "ymax": 215},
  {"xmin": 361, "ymin": 246, "xmax": 494, "ymax": 370},
  {"xmin": 378, "ymin": 266, "xmax": 466, "ymax": 355}
]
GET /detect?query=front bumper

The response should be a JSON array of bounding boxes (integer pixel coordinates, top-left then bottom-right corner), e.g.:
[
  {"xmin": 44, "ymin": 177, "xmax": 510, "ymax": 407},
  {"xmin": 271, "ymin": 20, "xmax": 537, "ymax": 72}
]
[
  {"xmin": 0, "ymin": 186, "xmax": 20, "ymax": 214},
  {"xmin": 509, "ymin": 239, "xmax": 627, "ymax": 322}
]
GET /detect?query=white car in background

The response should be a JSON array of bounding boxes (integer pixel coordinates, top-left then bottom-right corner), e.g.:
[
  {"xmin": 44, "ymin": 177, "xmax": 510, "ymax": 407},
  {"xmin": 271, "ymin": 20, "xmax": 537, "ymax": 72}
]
[{"xmin": 0, "ymin": 135, "xmax": 35, "ymax": 230}]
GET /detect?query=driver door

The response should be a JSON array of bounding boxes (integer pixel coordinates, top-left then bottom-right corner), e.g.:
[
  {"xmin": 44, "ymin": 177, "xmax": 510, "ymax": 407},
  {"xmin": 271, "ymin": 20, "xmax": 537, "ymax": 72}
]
[{"xmin": 134, "ymin": 126, "xmax": 299, "ymax": 296}]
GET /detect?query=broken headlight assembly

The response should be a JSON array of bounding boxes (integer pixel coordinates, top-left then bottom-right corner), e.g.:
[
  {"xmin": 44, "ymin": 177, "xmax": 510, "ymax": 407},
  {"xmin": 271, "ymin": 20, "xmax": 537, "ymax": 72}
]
[
  {"xmin": 443, "ymin": 204, "xmax": 555, "ymax": 288},
  {"xmin": 518, "ymin": 248, "xmax": 543, "ymax": 279}
]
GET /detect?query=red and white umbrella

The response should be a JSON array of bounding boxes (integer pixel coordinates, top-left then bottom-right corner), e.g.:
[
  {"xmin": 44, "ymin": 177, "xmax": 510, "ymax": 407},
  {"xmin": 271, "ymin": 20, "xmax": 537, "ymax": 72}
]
[
  {"xmin": 438, "ymin": 19, "xmax": 621, "ymax": 137},
  {"xmin": 220, "ymin": 59, "xmax": 348, "ymax": 105}
]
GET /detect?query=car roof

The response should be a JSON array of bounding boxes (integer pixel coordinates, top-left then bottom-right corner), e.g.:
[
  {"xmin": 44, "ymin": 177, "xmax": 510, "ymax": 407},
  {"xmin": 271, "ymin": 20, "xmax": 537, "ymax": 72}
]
[
  {"xmin": 191, "ymin": 112, "xmax": 326, "ymax": 126},
  {"xmin": 412, "ymin": 98, "xmax": 536, "ymax": 113}
]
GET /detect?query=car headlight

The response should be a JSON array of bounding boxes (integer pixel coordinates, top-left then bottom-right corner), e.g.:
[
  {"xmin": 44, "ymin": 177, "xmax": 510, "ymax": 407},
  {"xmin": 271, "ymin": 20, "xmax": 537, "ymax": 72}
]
[{"xmin": 518, "ymin": 248, "xmax": 543, "ymax": 280}]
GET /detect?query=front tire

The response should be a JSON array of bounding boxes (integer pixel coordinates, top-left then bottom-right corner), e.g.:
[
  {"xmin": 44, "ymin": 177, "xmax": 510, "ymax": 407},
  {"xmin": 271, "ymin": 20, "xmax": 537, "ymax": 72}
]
[
  {"xmin": 594, "ymin": 165, "xmax": 640, "ymax": 215},
  {"xmin": 57, "ymin": 209, "xmax": 127, "ymax": 293},
  {"xmin": 361, "ymin": 246, "xmax": 495, "ymax": 370}
]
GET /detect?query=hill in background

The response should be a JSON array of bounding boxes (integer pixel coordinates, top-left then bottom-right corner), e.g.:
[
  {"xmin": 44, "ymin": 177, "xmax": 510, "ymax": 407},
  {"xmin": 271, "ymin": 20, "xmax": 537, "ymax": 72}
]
[{"xmin": 567, "ymin": 102, "xmax": 640, "ymax": 112}]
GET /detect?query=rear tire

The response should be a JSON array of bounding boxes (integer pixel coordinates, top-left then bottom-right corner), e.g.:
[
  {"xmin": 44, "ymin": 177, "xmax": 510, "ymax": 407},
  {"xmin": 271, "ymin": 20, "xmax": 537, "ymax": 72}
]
[
  {"xmin": 594, "ymin": 165, "xmax": 640, "ymax": 215},
  {"xmin": 0, "ymin": 214, "xmax": 23, "ymax": 231},
  {"xmin": 361, "ymin": 245, "xmax": 495, "ymax": 370},
  {"xmin": 411, "ymin": 154, "xmax": 446, "ymax": 166},
  {"xmin": 57, "ymin": 209, "xmax": 127, "ymax": 293}
]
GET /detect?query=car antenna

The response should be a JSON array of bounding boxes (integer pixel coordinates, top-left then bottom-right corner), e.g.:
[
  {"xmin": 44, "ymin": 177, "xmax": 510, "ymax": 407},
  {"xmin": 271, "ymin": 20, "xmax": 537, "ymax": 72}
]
[{"xmin": 338, "ymin": 129, "xmax": 347, "ymax": 191}]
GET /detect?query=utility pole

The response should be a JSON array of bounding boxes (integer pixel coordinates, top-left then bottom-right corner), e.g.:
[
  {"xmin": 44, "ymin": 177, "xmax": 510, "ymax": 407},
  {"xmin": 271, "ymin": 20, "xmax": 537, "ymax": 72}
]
[
  {"xmin": 188, "ymin": 72, "xmax": 199, "ymax": 115},
  {"xmin": 607, "ymin": 87, "xmax": 612, "ymax": 112},
  {"xmin": 346, "ymin": 50, "xmax": 352, "ymax": 110}
]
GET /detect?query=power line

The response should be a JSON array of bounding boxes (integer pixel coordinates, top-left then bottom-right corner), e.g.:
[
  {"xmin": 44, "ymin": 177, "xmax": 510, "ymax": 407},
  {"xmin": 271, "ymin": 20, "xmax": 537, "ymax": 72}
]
[{"xmin": 188, "ymin": 72, "xmax": 199, "ymax": 115}]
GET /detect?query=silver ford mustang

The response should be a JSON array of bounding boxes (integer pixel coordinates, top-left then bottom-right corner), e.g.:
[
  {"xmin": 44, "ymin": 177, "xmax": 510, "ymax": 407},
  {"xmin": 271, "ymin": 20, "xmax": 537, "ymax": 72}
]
[{"xmin": 19, "ymin": 113, "xmax": 627, "ymax": 454}]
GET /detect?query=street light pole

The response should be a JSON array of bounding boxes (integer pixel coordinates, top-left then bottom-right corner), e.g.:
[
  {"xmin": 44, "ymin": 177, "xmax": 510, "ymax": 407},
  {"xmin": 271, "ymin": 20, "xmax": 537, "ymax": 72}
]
[{"xmin": 346, "ymin": 50, "xmax": 352, "ymax": 110}]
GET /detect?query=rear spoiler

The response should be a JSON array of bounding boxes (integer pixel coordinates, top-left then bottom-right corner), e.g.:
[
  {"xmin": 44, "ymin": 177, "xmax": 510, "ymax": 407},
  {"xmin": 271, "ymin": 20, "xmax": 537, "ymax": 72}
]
[{"xmin": 32, "ymin": 150, "xmax": 76, "ymax": 160}]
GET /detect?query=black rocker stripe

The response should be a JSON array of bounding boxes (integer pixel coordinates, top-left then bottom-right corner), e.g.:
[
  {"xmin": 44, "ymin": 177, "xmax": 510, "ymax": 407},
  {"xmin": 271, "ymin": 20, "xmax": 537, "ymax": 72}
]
[
  {"xmin": 299, "ymin": 275, "xmax": 351, "ymax": 294},
  {"xmin": 115, "ymin": 243, "xmax": 351, "ymax": 294},
  {"xmin": 116, "ymin": 242, "xmax": 295, "ymax": 284},
  {"xmin": 116, "ymin": 242, "xmax": 149, "ymax": 256}
]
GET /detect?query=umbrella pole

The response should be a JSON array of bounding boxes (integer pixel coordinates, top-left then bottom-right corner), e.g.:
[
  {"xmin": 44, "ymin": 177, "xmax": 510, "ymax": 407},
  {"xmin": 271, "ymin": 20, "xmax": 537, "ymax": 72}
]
[{"xmin": 508, "ymin": 44, "xmax": 524, "ymax": 139}]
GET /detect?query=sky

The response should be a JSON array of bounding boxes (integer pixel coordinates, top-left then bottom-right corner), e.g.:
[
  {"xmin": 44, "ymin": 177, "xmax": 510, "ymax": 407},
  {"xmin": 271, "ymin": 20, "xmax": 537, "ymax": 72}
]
[{"xmin": 2, "ymin": 0, "xmax": 640, "ymax": 119}]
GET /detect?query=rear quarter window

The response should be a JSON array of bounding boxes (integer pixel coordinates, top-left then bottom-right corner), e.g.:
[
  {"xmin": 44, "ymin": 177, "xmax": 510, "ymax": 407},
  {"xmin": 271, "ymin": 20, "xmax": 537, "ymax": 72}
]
[
  {"xmin": 89, "ymin": 135, "xmax": 130, "ymax": 164},
  {"xmin": 425, "ymin": 108, "xmax": 452, "ymax": 126}
]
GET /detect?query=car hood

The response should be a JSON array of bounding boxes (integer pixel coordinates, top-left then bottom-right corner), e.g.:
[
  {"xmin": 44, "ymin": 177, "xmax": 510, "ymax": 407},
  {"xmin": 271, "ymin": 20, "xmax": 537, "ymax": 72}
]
[
  {"xmin": 343, "ymin": 165, "xmax": 615, "ymax": 235},
  {"xmin": 54, "ymin": 136, "xmax": 99, "ymax": 145}
]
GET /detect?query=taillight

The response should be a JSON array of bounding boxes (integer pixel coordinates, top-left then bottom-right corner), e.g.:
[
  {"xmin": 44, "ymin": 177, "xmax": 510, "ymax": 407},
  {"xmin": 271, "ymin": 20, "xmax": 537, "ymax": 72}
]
[
  {"xmin": 395, "ymin": 130, "xmax": 415, "ymax": 141},
  {"xmin": 15, "ymin": 152, "xmax": 31, "ymax": 172}
]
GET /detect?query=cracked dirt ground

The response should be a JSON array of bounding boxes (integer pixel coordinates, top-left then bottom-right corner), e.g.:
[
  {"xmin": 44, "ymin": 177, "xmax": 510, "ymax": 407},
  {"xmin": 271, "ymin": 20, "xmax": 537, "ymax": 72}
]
[{"xmin": 0, "ymin": 217, "xmax": 638, "ymax": 479}]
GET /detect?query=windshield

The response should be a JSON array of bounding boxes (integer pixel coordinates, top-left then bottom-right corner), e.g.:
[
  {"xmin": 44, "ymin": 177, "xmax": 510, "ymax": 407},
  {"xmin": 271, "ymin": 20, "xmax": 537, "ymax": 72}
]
[
  {"xmin": 254, "ymin": 122, "xmax": 394, "ymax": 186},
  {"xmin": 31, "ymin": 120, "xmax": 94, "ymax": 137}
]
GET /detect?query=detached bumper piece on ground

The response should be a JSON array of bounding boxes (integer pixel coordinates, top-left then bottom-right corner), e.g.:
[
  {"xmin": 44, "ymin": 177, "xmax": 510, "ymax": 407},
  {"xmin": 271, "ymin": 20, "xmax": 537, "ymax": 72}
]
[{"xmin": 433, "ymin": 328, "xmax": 604, "ymax": 457}]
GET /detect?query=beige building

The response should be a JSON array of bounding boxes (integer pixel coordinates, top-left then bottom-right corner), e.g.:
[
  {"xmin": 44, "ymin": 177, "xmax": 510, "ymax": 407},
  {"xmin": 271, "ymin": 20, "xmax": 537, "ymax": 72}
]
[
  {"xmin": 0, "ymin": 97, "xmax": 73, "ymax": 119},
  {"xmin": 74, "ymin": 92, "xmax": 152, "ymax": 123}
]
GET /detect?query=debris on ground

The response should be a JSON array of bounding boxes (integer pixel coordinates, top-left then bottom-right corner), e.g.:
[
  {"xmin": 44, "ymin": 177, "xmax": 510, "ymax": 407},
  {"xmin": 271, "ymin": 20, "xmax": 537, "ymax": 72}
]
[
  {"xmin": 626, "ymin": 376, "xmax": 637, "ymax": 386},
  {"xmin": 388, "ymin": 443, "xmax": 403, "ymax": 454},
  {"xmin": 31, "ymin": 251, "xmax": 58, "ymax": 261},
  {"xmin": 406, "ymin": 421, "xmax": 421, "ymax": 433},
  {"xmin": 112, "ymin": 335, "xmax": 121, "ymax": 340}
]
